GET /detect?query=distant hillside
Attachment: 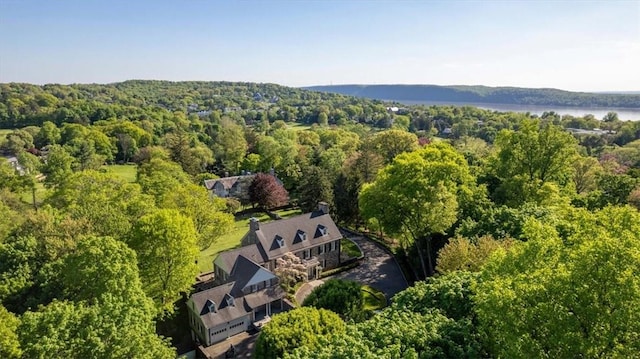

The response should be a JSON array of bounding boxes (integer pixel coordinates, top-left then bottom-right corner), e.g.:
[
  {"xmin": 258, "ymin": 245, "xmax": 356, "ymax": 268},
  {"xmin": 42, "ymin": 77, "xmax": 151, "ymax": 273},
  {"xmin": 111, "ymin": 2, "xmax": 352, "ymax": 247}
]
[{"xmin": 304, "ymin": 84, "xmax": 640, "ymax": 108}]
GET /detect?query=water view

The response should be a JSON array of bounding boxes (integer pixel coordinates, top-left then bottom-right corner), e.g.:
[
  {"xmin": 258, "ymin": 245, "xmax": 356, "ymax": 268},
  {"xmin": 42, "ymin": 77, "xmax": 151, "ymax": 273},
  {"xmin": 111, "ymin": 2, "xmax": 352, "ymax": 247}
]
[{"xmin": 399, "ymin": 100, "xmax": 640, "ymax": 121}]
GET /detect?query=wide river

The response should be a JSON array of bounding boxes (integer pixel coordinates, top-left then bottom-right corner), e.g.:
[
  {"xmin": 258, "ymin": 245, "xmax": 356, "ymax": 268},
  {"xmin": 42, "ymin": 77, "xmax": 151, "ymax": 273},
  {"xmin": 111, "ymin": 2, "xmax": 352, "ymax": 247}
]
[{"xmin": 397, "ymin": 100, "xmax": 640, "ymax": 121}]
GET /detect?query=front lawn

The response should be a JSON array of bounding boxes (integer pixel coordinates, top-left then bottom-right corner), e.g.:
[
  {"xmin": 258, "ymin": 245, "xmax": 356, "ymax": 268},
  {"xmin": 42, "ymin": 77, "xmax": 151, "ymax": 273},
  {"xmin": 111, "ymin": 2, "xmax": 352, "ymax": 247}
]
[{"xmin": 341, "ymin": 238, "xmax": 362, "ymax": 258}]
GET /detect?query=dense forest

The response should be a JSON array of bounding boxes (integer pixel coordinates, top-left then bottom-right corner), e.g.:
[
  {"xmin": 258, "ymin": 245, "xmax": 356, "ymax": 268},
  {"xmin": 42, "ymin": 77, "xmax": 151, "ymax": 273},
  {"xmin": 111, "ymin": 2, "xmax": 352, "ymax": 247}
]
[
  {"xmin": 306, "ymin": 84, "xmax": 640, "ymax": 108},
  {"xmin": 1, "ymin": 80, "xmax": 640, "ymax": 358}
]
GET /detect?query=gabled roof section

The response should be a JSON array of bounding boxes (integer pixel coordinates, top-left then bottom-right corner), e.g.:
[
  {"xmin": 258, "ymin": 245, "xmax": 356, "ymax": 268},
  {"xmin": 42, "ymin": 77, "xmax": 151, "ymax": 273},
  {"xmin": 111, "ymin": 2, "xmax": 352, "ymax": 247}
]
[
  {"xmin": 214, "ymin": 244, "xmax": 268, "ymax": 274},
  {"xmin": 270, "ymin": 235, "xmax": 285, "ymax": 251},
  {"xmin": 201, "ymin": 299, "xmax": 216, "ymax": 315},
  {"xmin": 252, "ymin": 209, "xmax": 342, "ymax": 260},
  {"xmin": 315, "ymin": 224, "xmax": 328, "ymax": 238},
  {"xmin": 293, "ymin": 230, "xmax": 307, "ymax": 244},
  {"xmin": 204, "ymin": 175, "xmax": 255, "ymax": 191},
  {"xmin": 230, "ymin": 255, "xmax": 276, "ymax": 296}
]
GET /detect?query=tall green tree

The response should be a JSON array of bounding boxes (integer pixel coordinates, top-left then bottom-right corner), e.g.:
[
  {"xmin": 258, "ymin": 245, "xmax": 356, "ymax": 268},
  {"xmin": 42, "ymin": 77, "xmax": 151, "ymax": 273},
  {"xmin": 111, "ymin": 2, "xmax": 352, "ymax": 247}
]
[
  {"xmin": 47, "ymin": 170, "xmax": 153, "ymax": 239},
  {"xmin": 213, "ymin": 119, "xmax": 248, "ymax": 173},
  {"xmin": 367, "ymin": 129, "xmax": 419, "ymax": 164},
  {"xmin": 61, "ymin": 236, "xmax": 144, "ymax": 303},
  {"xmin": 129, "ymin": 209, "xmax": 199, "ymax": 313},
  {"xmin": 161, "ymin": 183, "xmax": 234, "ymax": 249},
  {"xmin": 359, "ymin": 142, "xmax": 474, "ymax": 277},
  {"xmin": 41, "ymin": 145, "xmax": 74, "ymax": 188},
  {"xmin": 34, "ymin": 121, "xmax": 61, "ymax": 148},
  {"xmin": 0, "ymin": 305, "xmax": 21, "ymax": 359},
  {"xmin": 475, "ymin": 206, "xmax": 640, "ymax": 358},
  {"xmin": 297, "ymin": 165, "xmax": 334, "ymax": 213},
  {"xmin": 489, "ymin": 119, "xmax": 577, "ymax": 206},
  {"xmin": 18, "ymin": 298, "xmax": 175, "ymax": 359}
]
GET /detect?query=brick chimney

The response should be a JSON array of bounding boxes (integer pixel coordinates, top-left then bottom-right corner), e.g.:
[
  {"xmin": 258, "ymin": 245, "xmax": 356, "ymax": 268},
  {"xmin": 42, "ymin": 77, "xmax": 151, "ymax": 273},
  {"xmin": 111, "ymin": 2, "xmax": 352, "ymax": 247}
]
[{"xmin": 318, "ymin": 202, "xmax": 329, "ymax": 215}]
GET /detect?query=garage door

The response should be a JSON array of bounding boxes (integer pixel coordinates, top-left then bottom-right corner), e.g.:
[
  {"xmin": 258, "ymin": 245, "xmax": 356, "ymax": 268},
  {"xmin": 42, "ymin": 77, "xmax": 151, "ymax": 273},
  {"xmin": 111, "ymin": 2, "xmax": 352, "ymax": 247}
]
[
  {"xmin": 210, "ymin": 326, "xmax": 228, "ymax": 345},
  {"xmin": 227, "ymin": 316, "xmax": 249, "ymax": 337}
]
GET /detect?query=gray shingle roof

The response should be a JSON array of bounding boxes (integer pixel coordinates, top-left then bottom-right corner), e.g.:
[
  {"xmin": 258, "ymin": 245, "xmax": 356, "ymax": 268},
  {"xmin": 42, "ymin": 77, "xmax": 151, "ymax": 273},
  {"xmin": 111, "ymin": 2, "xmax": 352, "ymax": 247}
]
[
  {"xmin": 190, "ymin": 282, "xmax": 249, "ymax": 328},
  {"xmin": 191, "ymin": 254, "xmax": 283, "ymax": 330},
  {"xmin": 204, "ymin": 175, "xmax": 254, "ymax": 191},
  {"xmin": 229, "ymin": 255, "xmax": 276, "ymax": 297},
  {"xmin": 253, "ymin": 210, "xmax": 342, "ymax": 260},
  {"xmin": 214, "ymin": 244, "xmax": 268, "ymax": 274}
]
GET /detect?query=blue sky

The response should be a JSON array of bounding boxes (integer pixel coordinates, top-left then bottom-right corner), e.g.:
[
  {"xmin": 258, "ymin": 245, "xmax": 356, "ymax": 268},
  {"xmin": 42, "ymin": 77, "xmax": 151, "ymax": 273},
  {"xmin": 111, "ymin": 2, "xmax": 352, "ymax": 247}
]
[{"xmin": 0, "ymin": 0, "xmax": 638, "ymax": 91}]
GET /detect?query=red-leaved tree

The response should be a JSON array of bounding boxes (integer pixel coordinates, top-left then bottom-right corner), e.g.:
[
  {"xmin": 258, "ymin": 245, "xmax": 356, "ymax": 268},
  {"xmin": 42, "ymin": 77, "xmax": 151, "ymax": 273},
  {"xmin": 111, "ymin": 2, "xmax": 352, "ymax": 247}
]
[{"xmin": 248, "ymin": 173, "xmax": 289, "ymax": 209}]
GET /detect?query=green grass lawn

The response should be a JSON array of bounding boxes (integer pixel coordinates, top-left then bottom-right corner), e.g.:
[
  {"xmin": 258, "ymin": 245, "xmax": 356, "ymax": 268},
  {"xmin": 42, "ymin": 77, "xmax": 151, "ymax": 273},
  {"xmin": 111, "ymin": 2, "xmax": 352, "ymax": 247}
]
[
  {"xmin": 19, "ymin": 181, "xmax": 47, "ymax": 206},
  {"xmin": 196, "ymin": 207, "xmax": 303, "ymax": 273},
  {"xmin": 289, "ymin": 122, "xmax": 312, "ymax": 131},
  {"xmin": 102, "ymin": 164, "xmax": 138, "ymax": 183},
  {"xmin": 341, "ymin": 238, "xmax": 362, "ymax": 258},
  {"xmin": 362, "ymin": 285, "xmax": 387, "ymax": 311}
]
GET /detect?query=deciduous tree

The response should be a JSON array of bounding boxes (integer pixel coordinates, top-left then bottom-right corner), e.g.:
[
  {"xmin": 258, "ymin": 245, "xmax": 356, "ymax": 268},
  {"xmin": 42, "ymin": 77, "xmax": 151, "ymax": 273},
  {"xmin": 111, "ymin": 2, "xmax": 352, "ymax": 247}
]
[
  {"xmin": 0, "ymin": 305, "xmax": 21, "ymax": 359},
  {"xmin": 359, "ymin": 142, "xmax": 474, "ymax": 277},
  {"xmin": 255, "ymin": 307, "xmax": 345, "ymax": 359},
  {"xmin": 129, "ymin": 209, "xmax": 199, "ymax": 313},
  {"xmin": 248, "ymin": 172, "xmax": 289, "ymax": 209},
  {"xmin": 274, "ymin": 252, "xmax": 307, "ymax": 290},
  {"xmin": 436, "ymin": 235, "xmax": 515, "ymax": 274},
  {"xmin": 475, "ymin": 206, "xmax": 640, "ymax": 358},
  {"xmin": 489, "ymin": 120, "xmax": 577, "ymax": 206},
  {"xmin": 303, "ymin": 279, "xmax": 365, "ymax": 322}
]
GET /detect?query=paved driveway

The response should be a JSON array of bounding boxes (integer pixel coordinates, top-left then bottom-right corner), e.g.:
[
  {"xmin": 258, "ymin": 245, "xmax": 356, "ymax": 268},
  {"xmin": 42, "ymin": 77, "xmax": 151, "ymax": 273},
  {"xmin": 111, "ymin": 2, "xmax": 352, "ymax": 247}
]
[{"xmin": 334, "ymin": 234, "xmax": 408, "ymax": 301}]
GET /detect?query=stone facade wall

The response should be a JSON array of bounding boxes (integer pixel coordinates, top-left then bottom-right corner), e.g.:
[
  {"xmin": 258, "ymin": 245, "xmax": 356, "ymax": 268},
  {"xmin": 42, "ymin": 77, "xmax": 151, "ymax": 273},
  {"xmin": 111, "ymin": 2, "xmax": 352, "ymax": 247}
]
[{"xmin": 318, "ymin": 248, "xmax": 340, "ymax": 269}]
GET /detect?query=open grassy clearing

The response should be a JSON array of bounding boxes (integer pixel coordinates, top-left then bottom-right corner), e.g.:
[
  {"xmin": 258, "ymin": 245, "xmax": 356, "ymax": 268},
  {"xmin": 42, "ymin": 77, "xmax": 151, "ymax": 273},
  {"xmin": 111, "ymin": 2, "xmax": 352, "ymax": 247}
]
[
  {"xmin": 288, "ymin": 122, "xmax": 312, "ymax": 131},
  {"xmin": 101, "ymin": 164, "xmax": 138, "ymax": 183},
  {"xmin": 19, "ymin": 181, "xmax": 47, "ymax": 206},
  {"xmin": 362, "ymin": 285, "xmax": 387, "ymax": 311},
  {"xmin": 197, "ymin": 207, "xmax": 303, "ymax": 273}
]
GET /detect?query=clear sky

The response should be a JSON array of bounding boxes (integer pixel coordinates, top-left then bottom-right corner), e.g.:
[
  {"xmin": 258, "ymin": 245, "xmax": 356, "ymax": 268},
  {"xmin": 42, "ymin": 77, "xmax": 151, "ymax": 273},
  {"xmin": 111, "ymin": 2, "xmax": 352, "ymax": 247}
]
[{"xmin": 0, "ymin": 0, "xmax": 638, "ymax": 92}]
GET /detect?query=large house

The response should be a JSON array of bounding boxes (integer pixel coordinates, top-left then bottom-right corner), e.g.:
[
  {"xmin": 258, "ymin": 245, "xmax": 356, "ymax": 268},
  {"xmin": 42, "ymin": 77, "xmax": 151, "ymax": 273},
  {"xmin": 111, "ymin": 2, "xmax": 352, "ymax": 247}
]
[
  {"xmin": 204, "ymin": 174, "xmax": 254, "ymax": 199},
  {"xmin": 203, "ymin": 170, "xmax": 282, "ymax": 200},
  {"xmin": 187, "ymin": 202, "xmax": 342, "ymax": 347}
]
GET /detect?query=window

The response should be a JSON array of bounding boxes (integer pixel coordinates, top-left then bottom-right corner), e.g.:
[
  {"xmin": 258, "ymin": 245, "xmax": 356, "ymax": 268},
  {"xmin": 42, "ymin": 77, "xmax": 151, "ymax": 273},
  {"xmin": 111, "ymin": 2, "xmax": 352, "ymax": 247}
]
[
  {"xmin": 318, "ymin": 245, "xmax": 324, "ymax": 255},
  {"xmin": 330, "ymin": 240, "xmax": 338, "ymax": 251},
  {"xmin": 304, "ymin": 249, "xmax": 311, "ymax": 259},
  {"xmin": 296, "ymin": 230, "xmax": 307, "ymax": 242},
  {"xmin": 225, "ymin": 294, "xmax": 235, "ymax": 307},
  {"xmin": 205, "ymin": 299, "xmax": 216, "ymax": 313}
]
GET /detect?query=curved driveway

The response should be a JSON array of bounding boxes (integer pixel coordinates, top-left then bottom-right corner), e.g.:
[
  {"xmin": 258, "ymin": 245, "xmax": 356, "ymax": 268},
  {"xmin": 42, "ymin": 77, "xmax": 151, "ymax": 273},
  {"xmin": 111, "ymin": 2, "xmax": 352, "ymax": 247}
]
[{"xmin": 334, "ymin": 234, "xmax": 408, "ymax": 301}]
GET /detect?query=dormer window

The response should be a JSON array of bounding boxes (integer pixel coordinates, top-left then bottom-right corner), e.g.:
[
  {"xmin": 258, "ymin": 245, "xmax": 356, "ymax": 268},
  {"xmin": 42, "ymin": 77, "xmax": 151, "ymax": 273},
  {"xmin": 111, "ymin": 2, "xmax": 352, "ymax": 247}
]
[
  {"xmin": 275, "ymin": 235, "xmax": 285, "ymax": 248},
  {"xmin": 297, "ymin": 230, "xmax": 307, "ymax": 242},
  {"xmin": 225, "ymin": 293, "xmax": 235, "ymax": 307},
  {"xmin": 316, "ymin": 224, "xmax": 328, "ymax": 237},
  {"xmin": 204, "ymin": 299, "xmax": 216, "ymax": 314}
]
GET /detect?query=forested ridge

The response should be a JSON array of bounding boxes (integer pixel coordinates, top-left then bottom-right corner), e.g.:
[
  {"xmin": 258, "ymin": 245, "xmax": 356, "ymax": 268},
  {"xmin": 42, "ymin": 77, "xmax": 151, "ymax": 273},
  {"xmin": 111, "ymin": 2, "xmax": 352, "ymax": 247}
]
[
  {"xmin": 305, "ymin": 84, "xmax": 640, "ymax": 108},
  {"xmin": 1, "ymin": 80, "xmax": 640, "ymax": 358}
]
